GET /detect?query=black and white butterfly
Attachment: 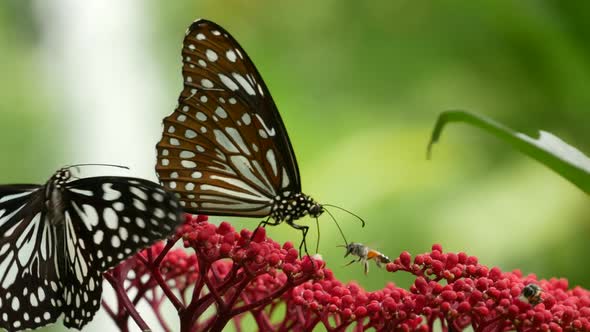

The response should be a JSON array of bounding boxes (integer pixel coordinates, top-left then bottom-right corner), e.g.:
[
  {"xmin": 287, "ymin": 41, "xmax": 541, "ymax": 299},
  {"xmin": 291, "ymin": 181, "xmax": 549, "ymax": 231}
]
[
  {"xmin": 156, "ymin": 19, "xmax": 333, "ymax": 253},
  {"xmin": 0, "ymin": 166, "xmax": 182, "ymax": 331}
]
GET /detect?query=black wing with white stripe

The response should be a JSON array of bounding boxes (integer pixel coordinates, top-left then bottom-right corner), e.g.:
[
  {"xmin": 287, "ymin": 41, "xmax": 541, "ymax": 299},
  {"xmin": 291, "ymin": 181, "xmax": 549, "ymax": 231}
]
[{"xmin": 0, "ymin": 170, "xmax": 182, "ymax": 331}]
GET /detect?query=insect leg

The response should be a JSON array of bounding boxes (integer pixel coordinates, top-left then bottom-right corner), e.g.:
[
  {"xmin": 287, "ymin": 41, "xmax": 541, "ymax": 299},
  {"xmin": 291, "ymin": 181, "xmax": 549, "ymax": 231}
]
[{"xmin": 287, "ymin": 221, "xmax": 309, "ymax": 257}]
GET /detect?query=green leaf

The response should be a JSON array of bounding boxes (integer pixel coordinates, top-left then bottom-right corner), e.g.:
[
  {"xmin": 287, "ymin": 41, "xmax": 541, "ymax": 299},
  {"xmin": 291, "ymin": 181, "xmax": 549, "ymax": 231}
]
[{"xmin": 427, "ymin": 110, "xmax": 590, "ymax": 194}]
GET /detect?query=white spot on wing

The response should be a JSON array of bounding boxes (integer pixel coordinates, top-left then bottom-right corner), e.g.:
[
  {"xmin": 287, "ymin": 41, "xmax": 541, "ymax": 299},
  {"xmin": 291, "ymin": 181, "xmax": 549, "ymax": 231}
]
[
  {"xmin": 232, "ymin": 73, "xmax": 256, "ymax": 95},
  {"xmin": 225, "ymin": 127, "xmax": 251, "ymax": 156},
  {"xmin": 226, "ymin": 50, "xmax": 237, "ymax": 62},
  {"xmin": 185, "ymin": 129, "xmax": 197, "ymax": 139},
  {"xmin": 206, "ymin": 49, "xmax": 218, "ymax": 62},
  {"xmin": 196, "ymin": 112, "xmax": 207, "ymax": 121},
  {"xmin": 215, "ymin": 107, "xmax": 228, "ymax": 118},
  {"xmin": 241, "ymin": 113, "xmax": 251, "ymax": 125},
  {"xmin": 214, "ymin": 129, "xmax": 240, "ymax": 153},
  {"xmin": 229, "ymin": 156, "xmax": 275, "ymax": 196},
  {"xmin": 103, "ymin": 208, "xmax": 118, "ymax": 229},
  {"xmin": 281, "ymin": 167, "xmax": 290, "ymax": 189},
  {"xmin": 180, "ymin": 151, "xmax": 196, "ymax": 158},
  {"xmin": 130, "ymin": 187, "xmax": 148, "ymax": 200},
  {"xmin": 219, "ymin": 74, "xmax": 239, "ymax": 91},
  {"xmin": 181, "ymin": 160, "xmax": 197, "ymax": 168},
  {"xmin": 266, "ymin": 149, "xmax": 278, "ymax": 177},
  {"xmin": 201, "ymin": 79, "xmax": 214, "ymax": 88},
  {"xmin": 255, "ymin": 114, "xmax": 276, "ymax": 136}
]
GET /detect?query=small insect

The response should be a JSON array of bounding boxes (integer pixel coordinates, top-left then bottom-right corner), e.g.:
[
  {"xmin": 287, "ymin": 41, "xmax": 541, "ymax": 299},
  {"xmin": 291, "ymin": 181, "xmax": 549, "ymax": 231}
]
[
  {"xmin": 0, "ymin": 165, "xmax": 182, "ymax": 331},
  {"xmin": 156, "ymin": 19, "xmax": 364, "ymax": 254},
  {"xmin": 339, "ymin": 242, "xmax": 391, "ymax": 275},
  {"xmin": 519, "ymin": 283, "xmax": 543, "ymax": 305}
]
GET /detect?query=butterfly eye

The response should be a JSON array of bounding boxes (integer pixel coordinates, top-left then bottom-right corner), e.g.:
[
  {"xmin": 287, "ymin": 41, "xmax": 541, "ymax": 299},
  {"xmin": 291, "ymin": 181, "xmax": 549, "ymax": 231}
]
[{"xmin": 309, "ymin": 204, "xmax": 324, "ymax": 217}]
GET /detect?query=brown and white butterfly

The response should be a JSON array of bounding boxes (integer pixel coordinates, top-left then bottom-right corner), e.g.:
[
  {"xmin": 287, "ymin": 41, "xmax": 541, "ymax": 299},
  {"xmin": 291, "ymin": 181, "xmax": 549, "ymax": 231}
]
[{"xmin": 156, "ymin": 19, "xmax": 334, "ymax": 254}]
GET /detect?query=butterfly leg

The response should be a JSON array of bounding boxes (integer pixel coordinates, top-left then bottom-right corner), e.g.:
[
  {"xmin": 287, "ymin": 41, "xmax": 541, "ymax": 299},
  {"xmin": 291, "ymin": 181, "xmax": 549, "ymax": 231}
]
[
  {"xmin": 286, "ymin": 221, "xmax": 310, "ymax": 257},
  {"xmin": 258, "ymin": 217, "xmax": 281, "ymax": 228}
]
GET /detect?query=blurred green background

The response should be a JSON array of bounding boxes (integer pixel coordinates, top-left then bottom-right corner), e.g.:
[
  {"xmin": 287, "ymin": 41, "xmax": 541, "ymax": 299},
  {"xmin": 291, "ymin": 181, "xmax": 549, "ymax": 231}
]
[{"xmin": 1, "ymin": 1, "xmax": 589, "ymax": 331}]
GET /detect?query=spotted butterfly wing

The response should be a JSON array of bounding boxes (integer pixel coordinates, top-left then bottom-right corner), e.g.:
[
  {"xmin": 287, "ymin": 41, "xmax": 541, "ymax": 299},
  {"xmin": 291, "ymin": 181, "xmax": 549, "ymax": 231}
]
[
  {"xmin": 156, "ymin": 19, "xmax": 323, "ymax": 236},
  {"xmin": 0, "ymin": 169, "xmax": 181, "ymax": 331}
]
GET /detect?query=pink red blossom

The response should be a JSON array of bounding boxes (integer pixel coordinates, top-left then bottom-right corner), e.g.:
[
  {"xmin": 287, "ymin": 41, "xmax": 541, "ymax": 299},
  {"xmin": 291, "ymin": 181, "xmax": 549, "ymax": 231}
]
[{"xmin": 103, "ymin": 216, "xmax": 590, "ymax": 332}]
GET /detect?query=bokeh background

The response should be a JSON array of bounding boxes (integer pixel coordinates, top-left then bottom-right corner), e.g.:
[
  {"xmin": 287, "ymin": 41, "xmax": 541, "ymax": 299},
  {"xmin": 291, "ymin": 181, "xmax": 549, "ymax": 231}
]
[{"xmin": 1, "ymin": 1, "xmax": 589, "ymax": 331}]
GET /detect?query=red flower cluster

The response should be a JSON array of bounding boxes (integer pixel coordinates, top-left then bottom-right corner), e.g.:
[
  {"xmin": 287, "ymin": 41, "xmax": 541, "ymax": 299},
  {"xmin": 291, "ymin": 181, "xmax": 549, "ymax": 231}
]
[
  {"xmin": 103, "ymin": 215, "xmax": 324, "ymax": 332},
  {"xmin": 102, "ymin": 216, "xmax": 590, "ymax": 332}
]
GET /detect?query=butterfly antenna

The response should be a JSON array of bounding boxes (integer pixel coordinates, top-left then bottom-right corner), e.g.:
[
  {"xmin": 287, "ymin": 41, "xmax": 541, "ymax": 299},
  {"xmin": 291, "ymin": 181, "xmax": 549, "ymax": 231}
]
[
  {"xmin": 68, "ymin": 163, "xmax": 130, "ymax": 170},
  {"xmin": 323, "ymin": 204, "xmax": 366, "ymax": 228},
  {"xmin": 323, "ymin": 207, "xmax": 348, "ymax": 247},
  {"xmin": 315, "ymin": 218, "xmax": 320, "ymax": 253}
]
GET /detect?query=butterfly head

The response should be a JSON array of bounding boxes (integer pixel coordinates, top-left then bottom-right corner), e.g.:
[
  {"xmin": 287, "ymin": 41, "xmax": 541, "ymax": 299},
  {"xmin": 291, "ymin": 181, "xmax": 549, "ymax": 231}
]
[
  {"xmin": 308, "ymin": 201, "xmax": 324, "ymax": 218},
  {"xmin": 51, "ymin": 168, "xmax": 72, "ymax": 189}
]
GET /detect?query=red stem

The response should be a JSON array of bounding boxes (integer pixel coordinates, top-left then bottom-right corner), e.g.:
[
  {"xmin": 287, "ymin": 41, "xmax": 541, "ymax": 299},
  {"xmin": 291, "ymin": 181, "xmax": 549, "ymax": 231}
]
[
  {"xmin": 151, "ymin": 265, "xmax": 185, "ymax": 311},
  {"xmin": 104, "ymin": 271, "xmax": 151, "ymax": 332}
]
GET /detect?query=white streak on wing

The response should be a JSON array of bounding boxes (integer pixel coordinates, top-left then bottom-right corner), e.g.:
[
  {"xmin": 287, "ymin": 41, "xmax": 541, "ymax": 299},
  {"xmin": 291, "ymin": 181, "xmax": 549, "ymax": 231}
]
[
  {"xmin": 199, "ymin": 194, "xmax": 257, "ymax": 204},
  {"xmin": 281, "ymin": 167, "xmax": 290, "ymax": 189},
  {"xmin": 39, "ymin": 222, "xmax": 50, "ymax": 260},
  {"xmin": 0, "ymin": 252, "xmax": 15, "ymax": 288},
  {"xmin": 209, "ymin": 175, "xmax": 273, "ymax": 200},
  {"xmin": 201, "ymin": 183, "xmax": 271, "ymax": 203},
  {"xmin": 209, "ymin": 161, "xmax": 237, "ymax": 175},
  {"xmin": 254, "ymin": 114, "xmax": 276, "ymax": 136},
  {"xmin": 0, "ymin": 191, "xmax": 34, "ymax": 203},
  {"xmin": 69, "ymin": 188, "xmax": 93, "ymax": 196},
  {"xmin": 0, "ymin": 243, "xmax": 8, "ymax": 256},
  {"xmin": 0, "ymin": 204, "xmax": 26, "ymax": 229},
  {"xmin": 51, "ymin": 227, "xmax": 61, "ymax": 279},
  {"xmin": 232, "ymin": 73, "xmax": 256, "ymax": 95},
  {"xmin": 201, "ymin": 201, "xmax": 271, "ymax": 214},
  {"xmin": 230, "ymin": 156, "xmax": 275, "ymax": 196},
  {"xmin": 65, "ymin": 214, "xmax": 87, "ymax": 283},
  {"xmin": 251, "ymin": 160, "xmax": 275, "ymax": 195},
  {"xmin": 225, "ymin": 127, "xmax": 251, "ymax": 156},
  {"xmin": 16, "ymin": 213, "xmax": 41, "ymax": 266},
  {"xmin": 214, "ymin": 129, "xmax": 240, "ymax": 153},
  {"xmin": 65, "ymin": 212, "xmax": 77, "ymax": 268},
  {"xmin": 266, "ymin": 149, "xmax": 278, "ymax": 177},
  {"xmin": 219, "ymin": 73, "xmax": 239, "ymax": 91},
  {"xmin": 214, "ymin": 148, "xmax": 227, "ymax": 161},
  {"xmin": 76, "ymin": 246, "xmax": 88, "ymax": 279}
]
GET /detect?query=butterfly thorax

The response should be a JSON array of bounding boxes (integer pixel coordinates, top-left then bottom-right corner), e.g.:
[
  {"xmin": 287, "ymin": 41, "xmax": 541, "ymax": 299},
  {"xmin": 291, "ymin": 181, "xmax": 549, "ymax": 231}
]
[
  {"xmin": 270, "ymin": 192, "xmax": 323, "ymax": 222},
  {"xmin": 45, "ymin": 168, "xmax": 70, "ymax": 226}
]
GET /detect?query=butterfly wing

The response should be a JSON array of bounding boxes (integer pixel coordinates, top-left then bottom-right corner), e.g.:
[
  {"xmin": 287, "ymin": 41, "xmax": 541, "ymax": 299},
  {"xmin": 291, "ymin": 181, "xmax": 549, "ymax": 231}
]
[
  {"xmin": 56, "ymin": 176, "xmax": 181, "ymax": 328},
  {"xmin": 63, "ymin": 176, "xmax": 182, "ymax": 271},
  {"xmin": 0, "ymin": 185, "xmax": 64, "ymax": 330},
  {"xmin": 156, "ymin": 19, "xmax": 300, "ymax": 216}
]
